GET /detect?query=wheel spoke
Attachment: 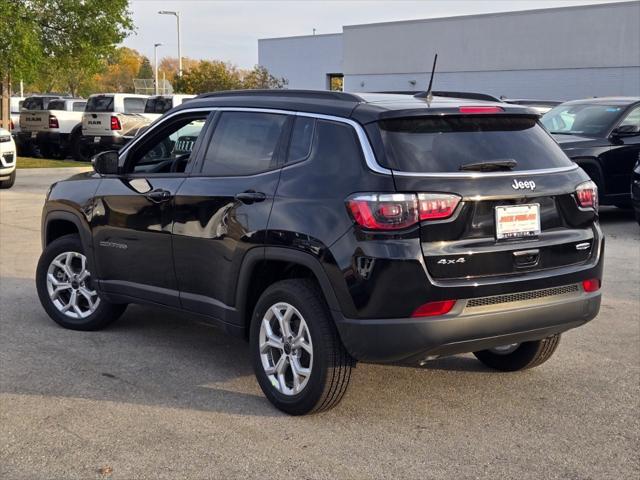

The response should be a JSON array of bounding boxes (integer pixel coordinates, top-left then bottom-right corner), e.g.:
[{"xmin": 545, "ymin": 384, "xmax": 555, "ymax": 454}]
[
  {"xmin": 63, "ymin": 252, "xmax": 76, "ymax": 277},
  {"xmin": 272, "ymin": 305, "xmax": 293, "ymax": 338},
  {"xmin": 79, "ymin": 287, "xmax": 97, "ymax": 309},
  {"xmin": 291, "ymin": 356, "xmax": 311, "ymax": 378}
]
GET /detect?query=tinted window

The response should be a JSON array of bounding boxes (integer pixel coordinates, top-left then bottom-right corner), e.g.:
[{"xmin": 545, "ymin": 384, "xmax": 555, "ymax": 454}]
[
  {"xmin": 377, "ymin": 116, "xmax": 572, "ymax": 173},
  {"xmin": 47, "ymin": 100, "xmax": 66, "ymax": 111},
  {"xmin": 22, "ymin": 97, "xmax": 45, "ymax": 110},
  {"xmin": 72, "ymin": 101, "xmax": 87, "ymax": 112},
  {"xmin": 287, "ymin": 117, "xmax": 315, "ymax": 164},
  {"xmin": 130, "ymin": 116, "xmax": 208, "ymax": 174},
  {"xmin": 144, "ymin": 97, "xmax": 173, "ymax": 114},
  {"xmin": 87, "ymin": 96, "xmax": 114, "ymax": 112},
  {"xmin": 201, "ymin": 112, "xmax": 287, "ymax": 176},
  {"xmin": 541, "ymin": 104, "xmax": 624, "ymax": 136},
  {"xmin": 124, "ymin": 97, "xmax": 146, "ymax": 113}
]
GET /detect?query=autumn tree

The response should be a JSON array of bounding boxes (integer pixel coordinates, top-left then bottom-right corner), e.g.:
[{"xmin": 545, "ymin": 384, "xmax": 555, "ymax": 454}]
[
  {"xmin": 93, "ymin": 47, "xmax": 145, "ymax": 93},
  {"xmin": 175, "ymin": 61, "xmax": 243, "ymax": 94},
  {"xmin": 0, "ymin": 0, "xmax": 133, "ymax": 127},
  {"xmin": 242, "ymin": 66, "xmax": 288, "ymax": 90},
  {"xmin": 138, "ymin": 57, "xmax": 153, "ymax": 80}
]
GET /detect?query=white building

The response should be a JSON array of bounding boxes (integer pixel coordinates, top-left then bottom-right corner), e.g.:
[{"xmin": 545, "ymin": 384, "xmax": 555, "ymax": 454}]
[{"xmin": 258, "ymin": 1, "xmax": 640, "ymax": 100}]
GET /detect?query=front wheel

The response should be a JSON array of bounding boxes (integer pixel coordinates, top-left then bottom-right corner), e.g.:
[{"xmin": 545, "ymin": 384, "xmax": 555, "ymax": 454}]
[
  {"xmin": 36, "ymin": 234, "xmax": 126, "ymax": 330},
  {"xmin": 250, "ymin": 279, "xmax": 354, "ymax": 415},
  {"xmin": 473, "ymin": 335, "xmax": 561, "ymax": 371}
]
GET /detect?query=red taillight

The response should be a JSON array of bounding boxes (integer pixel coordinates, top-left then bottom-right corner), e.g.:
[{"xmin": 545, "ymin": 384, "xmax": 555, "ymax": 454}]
[
  {"xmin": 458, "ymin": 106, "xmax": 504, "ymax": 114},
  {"xmin": 9, "ymin": 119, "xmax": 14, "ymax": 130},
  {"xmin": 346, "ymin": 193, "xmax": 461, "ymax": 231},
  {"xmin": 582, "ymin": 278, "xmax": 600, "ymax": 292},
  {"xmin": 411, "ymin": 300, "xmax": 456, "ymax": 317},
  {"xmin": 48, "ymin": 115, "xmax": 59, "ymax": 129},
  {"xmin": 110, "ymin": 115, "xmax": 121, "ymax": 130},
  {"xmin": 576, "ymin": 180, "xmax": 598, "ymax": 210}
]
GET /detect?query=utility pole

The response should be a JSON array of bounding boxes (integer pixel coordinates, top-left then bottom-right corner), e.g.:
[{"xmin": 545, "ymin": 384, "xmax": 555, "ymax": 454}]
[
  {"xmin": 158, "ymin": 10, "xmax": 182, "ymax": 77},
  {"xmin": 154, "ymin": 43, "xmax": 162, "ymax": 95}
]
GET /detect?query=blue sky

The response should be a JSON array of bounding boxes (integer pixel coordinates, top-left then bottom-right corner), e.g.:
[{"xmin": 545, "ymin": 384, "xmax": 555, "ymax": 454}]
[{"xmin": 124, "ymin": 0, "xmax": 624, "ymax": 67}]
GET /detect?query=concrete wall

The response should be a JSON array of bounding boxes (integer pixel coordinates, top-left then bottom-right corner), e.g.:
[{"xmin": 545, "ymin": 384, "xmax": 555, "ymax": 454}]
[
  {"xmin": 258, "ymin": 1, "xmax": 640, "ymax": 99},
  {"xmin": 258, "ymin": 34, "xmax": 343, "ymax": 90}
]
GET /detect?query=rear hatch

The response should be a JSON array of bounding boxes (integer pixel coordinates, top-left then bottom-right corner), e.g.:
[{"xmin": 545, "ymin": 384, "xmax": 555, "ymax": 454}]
[{"xmin": 371, "ymin": 111, "xmax": 598, "ymax": 281}]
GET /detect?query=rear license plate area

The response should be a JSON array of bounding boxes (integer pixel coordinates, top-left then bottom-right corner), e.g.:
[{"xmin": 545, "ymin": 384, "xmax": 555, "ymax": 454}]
[{"xmin": 495, "ymin": 204, "xmax": 541, "ymax": 240}]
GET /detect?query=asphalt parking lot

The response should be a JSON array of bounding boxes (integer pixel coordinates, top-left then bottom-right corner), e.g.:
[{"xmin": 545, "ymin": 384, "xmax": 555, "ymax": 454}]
[{"xmin": 1, "ymin": 168, "xmax": 638, "ymax": 479}]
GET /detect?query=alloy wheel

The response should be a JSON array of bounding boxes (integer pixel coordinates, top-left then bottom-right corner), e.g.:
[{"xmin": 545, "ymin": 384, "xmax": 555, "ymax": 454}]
[
  {"xmin": 259, "ymin": 302, "xmax": 313, "ymax": 396},
  {"xmin": 46, "ymin": 251, "xmax": 100, "ymax": 319}
]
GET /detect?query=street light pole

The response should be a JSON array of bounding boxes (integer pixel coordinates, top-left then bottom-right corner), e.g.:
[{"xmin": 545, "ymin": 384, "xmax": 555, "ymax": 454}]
[
  {"xmin": 154, "ymin": 43, "xmax": 162, "ymax": 95},
  {"xmin": 159, "ymin": 10, "xmax": 182, "ymax": 77}
]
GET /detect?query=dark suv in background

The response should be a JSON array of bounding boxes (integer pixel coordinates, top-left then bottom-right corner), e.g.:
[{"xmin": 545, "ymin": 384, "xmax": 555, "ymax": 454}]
[
  {"xmin": 36, "ymin": 91, "xmax": 603, "ymax": 415},
  {"xmin": 542, "ymin": 97, "xmax": 640, "ymax": 208}
]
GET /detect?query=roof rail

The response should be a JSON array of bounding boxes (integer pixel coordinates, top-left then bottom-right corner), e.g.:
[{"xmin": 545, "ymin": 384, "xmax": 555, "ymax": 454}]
[
  {"xmin": 195, "ymin": 89, "xmax": 363, "ymax": 102},
  {"xmin": 415, "ymin": 90, "xmax": 502, "ymax": 102}
]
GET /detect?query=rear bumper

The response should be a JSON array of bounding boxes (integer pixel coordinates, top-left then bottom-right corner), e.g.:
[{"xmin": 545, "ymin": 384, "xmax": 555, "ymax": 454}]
[
  {"xmin": 37, "ymin": 132, "xmax": 71, "ymax": 147},
  {"xmin": 334, "ymin": 286, "xmax": 601, "ymax": 363},
  {"xmin": 80, "ymin": 134, "xmax": 129, "ymax": 151}
]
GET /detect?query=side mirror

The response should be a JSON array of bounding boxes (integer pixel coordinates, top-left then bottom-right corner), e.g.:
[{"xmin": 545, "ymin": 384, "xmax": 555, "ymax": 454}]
[
  {"xmin": 611, "ymin": 124, "xmax": 640, "ymax": 137},
  {"xmin": 92, "ymin": 150, "xmax": 120, "ymax": 175}
]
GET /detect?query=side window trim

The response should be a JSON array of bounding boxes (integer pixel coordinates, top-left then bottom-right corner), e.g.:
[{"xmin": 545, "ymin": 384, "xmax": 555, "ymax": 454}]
[{"xmin": 121, "ymin": 110, "xmax": 216, "ymax": 177}]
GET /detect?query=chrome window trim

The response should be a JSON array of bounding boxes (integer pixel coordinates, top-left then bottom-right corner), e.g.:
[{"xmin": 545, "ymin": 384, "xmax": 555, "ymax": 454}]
[{"xmin": 119, "ymin": 106, "xmax": 577, "ymax": 179}]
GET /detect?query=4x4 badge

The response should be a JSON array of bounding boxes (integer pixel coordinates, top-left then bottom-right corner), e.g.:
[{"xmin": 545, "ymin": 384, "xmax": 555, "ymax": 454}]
[{"xmin": 512, "ymin": 179, "xmax": 536, "ymax": 191}]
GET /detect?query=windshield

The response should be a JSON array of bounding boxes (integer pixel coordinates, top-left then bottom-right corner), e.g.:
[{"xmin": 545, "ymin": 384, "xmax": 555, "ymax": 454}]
[
  {"xmin": 375, "ymin": 115, "xmax": 572, "ymax": 173},
  {"xmin": 86, "ymin": 95, "xmax": 114, "ymax": 112},
  {"xmin": 541, "ymin": 104, "xmax": 624, "ymax": 136}
]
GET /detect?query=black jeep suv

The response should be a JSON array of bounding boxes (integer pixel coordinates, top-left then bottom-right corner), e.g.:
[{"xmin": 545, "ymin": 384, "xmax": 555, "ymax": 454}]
[
  {"xmin": 36, "ymin": 90, "xmax": 603, "ymax": 415},
  {"xmin": 541, "ymin": 97, "xmax": 640, "ymax": 208}
]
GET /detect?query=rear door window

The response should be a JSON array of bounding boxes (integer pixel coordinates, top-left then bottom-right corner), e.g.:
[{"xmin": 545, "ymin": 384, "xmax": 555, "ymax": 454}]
[
  {"xmin": 376, "ymin": 115, "xmax": 572, "ymax": 173},
  {"xmin": 144, "ymin": 97, "xmax": 173, "ymax": 114},
  {"xmin": 72, "ymin": 101, "xmax": 87, "ymax": 112},
  {"xmin": 86, "ymin": 96, "xmax": 114, "ymax": 112},
  {"xmin": 47, "ymin": 100, "xmax": 65, "ymax": 111},
  {"xmin": 201, "ymin": 112, "xmax": 288, "ymax": 176},
  {"xmin": 124, "ymin": 97, "xmax": 146, "ymax": 113},
  {"xmin": 286, "ymin": 117, "xmax": 315, "ymax": 164}
]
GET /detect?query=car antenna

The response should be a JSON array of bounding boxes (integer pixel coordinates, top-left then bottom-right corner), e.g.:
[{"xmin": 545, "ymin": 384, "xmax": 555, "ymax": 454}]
[{"xmin": 425, "ymin": 53, "xmax": 438, "ymax": 104}]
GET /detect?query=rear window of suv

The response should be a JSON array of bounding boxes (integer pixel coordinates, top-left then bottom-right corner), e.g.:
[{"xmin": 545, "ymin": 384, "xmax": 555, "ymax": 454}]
[
  {"xmin": 86, "ymin": 96, "xmax": 114, "ymax": 112},
  {"xmin": 375, "ymin": 115, "xmax": 572, "ymax": 173}
]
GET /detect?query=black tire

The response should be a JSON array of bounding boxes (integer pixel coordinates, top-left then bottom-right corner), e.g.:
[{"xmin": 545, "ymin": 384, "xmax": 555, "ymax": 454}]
[
  {"xmin": 0, "ymin": 170, "xmax": 16, "ymax": 189},
  {"xmin": 250, "ymin": 279, "xmax": 354, "ymax": 415},
  {"xmin": 39, "ymin": 142, "xmax": 57, "ymax": 159},
  {"xmin": 36, "ymin": 234, "xmax": 127, "ymax": 331},
  {"xmin": 473, "ymin": 335, "xmax": 561, "ymax": 372},
  {"xmin": 71, "ymin": 129, "xmax": 91, "ymax": 162}
]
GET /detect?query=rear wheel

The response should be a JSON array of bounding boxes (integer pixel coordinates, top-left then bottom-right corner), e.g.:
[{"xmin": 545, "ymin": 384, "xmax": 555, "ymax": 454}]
[
  {"xmin": 473, "ymin": 335, "xmax": 561, "ymax": 371},
  {"xmin": 250, "ymin": 279, "xmax": 354, "ymax": 415},
  {"xmin": 36, "ymin": 234, "xmax": 126, "ymax": 330}
]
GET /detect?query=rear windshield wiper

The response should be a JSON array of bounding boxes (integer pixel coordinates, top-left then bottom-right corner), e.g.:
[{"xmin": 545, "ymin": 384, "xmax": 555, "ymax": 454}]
[{"xmin": 459, "ymin": 159, "xmax": 518, "ymax": 172}]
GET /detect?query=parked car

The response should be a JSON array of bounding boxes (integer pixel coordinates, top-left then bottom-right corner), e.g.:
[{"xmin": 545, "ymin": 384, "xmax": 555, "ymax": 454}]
[
  {"xmin": 76, "ymin": 93, "xmax": 149, "ymax": 161},
  {"xmin": 632, "ymin": 160, "xmax": 640, "ymax": 224},
  {"xmin": 36, "ymin": 90, "xmax": 603, "ymax": 415},
  {"xmin": 502, "ymin": 99, "xmax": 561, "ymax": 115},
  {"xmin": 9, "ymin": 96, "xmax": 24, "ymax": 140},
  {"xmin": 0, "ymin": 128, "xmax": 17, "ymax": 188},
  {"xmin": 17, "ymin": 94, "xmax": 67, "ymax": 156},
  {"xmin": 542, "ymin": 97, "xmax": 640, "ymax": 208},
  {"xmin": 142, "ymin": 94, "xmax": 196, "ymax": 122},
  {"xmin": 19, "ymin": 98, "xmax": 86, "ymax": 159}
]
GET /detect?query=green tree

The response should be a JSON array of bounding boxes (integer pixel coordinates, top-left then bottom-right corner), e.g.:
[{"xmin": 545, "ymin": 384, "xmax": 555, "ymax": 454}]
[
  {"xmin": 242, "ymin": 66, "xmax": 288, "ymax": 90},
  {"xmin": 138, "ymin": 57, "xmax": 153, "ymax": 79},
  {"xmin": 0, "ymin": 0, "xmax": 133, "ymax": 126},
  {"xmin": 175, "ymin": 61, "xmax": 242, "ymax": 94}
]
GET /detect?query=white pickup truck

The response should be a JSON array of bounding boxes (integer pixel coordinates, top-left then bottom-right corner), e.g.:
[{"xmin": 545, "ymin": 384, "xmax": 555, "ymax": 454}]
[
  {"xmin": 10, "ymin": 96, "xmax": 24, "ymax": 140},
  {"xmin": 16, "ymin": 95, "xmax": 66, "ymax": 156},
  {"xmin": 77, "ymin": 93, "xmax": 149, "ymax": 161},
  {"xmin": 18, "ymin": 98, "xmax": 86, "ymax": 159}
]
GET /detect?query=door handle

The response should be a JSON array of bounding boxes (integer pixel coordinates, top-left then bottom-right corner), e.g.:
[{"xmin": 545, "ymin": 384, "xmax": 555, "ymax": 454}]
[
  {"xmin": 145, "ymin": 188, "xmax": 172, "ymax": 203},
  {"xmin": 234, "ymin": 191, "xmax": 267, "ymax": 204}
]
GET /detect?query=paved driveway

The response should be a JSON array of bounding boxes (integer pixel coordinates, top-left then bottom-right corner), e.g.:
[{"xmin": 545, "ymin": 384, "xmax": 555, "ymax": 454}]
[{"xmin": 1, "ymin": 168, "xmax": 638, "ymax": 479}]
